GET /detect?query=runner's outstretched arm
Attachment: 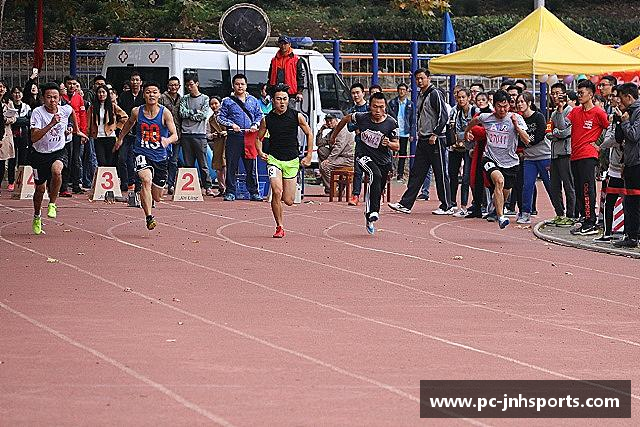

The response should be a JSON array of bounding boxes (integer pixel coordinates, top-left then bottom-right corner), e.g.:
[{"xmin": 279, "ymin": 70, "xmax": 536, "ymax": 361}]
[
  {"xmin": 298, "ymin": 113, "xmax": 314, "ymax": 166},
  {"xmin": 162, "ymin": 108, "xmax": 178, "ymax": 147},
  {"xmin": 114, "ymin": 107, "xmax": 138, "ymax": 152}
]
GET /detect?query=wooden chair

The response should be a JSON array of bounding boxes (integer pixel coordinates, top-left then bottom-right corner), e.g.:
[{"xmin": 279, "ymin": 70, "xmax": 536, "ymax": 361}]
[
  {"xmin": 329, "ymin": 166, "xmax": 354, "ymax": 202},
  {"xmin": 362, "ymin": 171, "xmax": 392, "ymax": 203}
]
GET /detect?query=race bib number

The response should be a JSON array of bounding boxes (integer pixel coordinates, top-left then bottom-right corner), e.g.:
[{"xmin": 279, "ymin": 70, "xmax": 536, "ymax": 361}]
[
  {"xmin": 135, "ymin": 155, "xmax": 148, "ymax": 169},
  {"xmin": 267, "ymin": 165, "xmax": 279, "ymax": 178},
  {"xmin": 360, "ymin": 129, "xmax": 384, "ymax": 149},
  {"xmin": 483, "ymin": 160, "xmax": 497, "ymax": 172}
]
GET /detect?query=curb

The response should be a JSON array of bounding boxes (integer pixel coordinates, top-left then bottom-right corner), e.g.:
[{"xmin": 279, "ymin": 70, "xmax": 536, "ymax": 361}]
[{"xmin": 533, "ymin": 221, "xmax": 640, "ymax": 259}]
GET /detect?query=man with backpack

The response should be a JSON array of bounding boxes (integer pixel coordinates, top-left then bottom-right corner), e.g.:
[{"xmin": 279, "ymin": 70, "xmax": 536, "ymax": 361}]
[
  {"xmin": 218, "ymin": 73, "xmax": 264, "ymax": 201},
  {"xmin": 389, "ymin": 68, "xmax": 453, "ymax": 215}
]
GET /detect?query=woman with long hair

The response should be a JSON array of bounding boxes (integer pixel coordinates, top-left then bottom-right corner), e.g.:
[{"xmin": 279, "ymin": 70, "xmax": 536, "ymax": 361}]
[
  {"xmin": 88, "ymin": 85, "xmax": 128, "ymax": 167},
  {"xmin": 516, "ymin": 91, "xmax": 552, "ymax": 224},
  {"xmin": 207, "ymin": 96, "xmax": 227, "ymax": 197},
  {"xmin": 6, "ymin": 87, "xmax": 32, "ymax": 191},
  {"xmin": 0, "ymin": 80, "xmax": 16, "ymax": 194}
]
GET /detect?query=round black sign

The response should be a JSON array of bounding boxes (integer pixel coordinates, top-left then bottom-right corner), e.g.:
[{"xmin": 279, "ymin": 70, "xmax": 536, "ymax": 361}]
[{"xmin": 219, "ymin": 3, "xmax": 271, "ymax": 55}]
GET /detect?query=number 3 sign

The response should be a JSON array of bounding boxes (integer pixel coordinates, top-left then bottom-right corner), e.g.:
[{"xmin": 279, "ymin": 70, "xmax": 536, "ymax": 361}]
[
  {"xmin": 91, "ymin": 167, "xmax": 122, "ymax": 201},
  {"xmin": 173, "ymin": 168, "xmax": 203, "ymax": 201}
]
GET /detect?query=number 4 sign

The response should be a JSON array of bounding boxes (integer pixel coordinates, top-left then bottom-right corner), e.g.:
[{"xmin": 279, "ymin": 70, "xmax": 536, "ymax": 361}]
[
  {"xmin": 12, "ymin": 165, "xmax": 49, "ymax": 200},
  {"xmin": 173, "ymin": 168, "xmax": 203, "ymax": 201},
  {"xmin": 91, "ymin": 167, "xmax": 122, "ymax": 201}
]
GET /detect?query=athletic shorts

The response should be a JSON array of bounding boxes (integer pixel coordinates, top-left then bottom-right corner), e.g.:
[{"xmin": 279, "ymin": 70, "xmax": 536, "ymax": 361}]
[
  {"xmin": 28, "ymin": 147, "xmax": 68, "ymax": 186},
  {"xmin": 267, "ymin": 154, "xmax": 299, "ymax": 179},
  {"xmin": 482, "ymin": 157, "xmax": 518, "ymax": 190},
  {"xmin": 135, "ymin": 154, "xmax": 168, "ymax": 188}
]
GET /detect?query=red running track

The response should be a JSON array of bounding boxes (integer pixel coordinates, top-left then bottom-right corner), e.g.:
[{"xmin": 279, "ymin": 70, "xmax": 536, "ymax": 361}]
[{"xmin": 0, "ymin": 187, "xmax": 638, "ymax": 426}]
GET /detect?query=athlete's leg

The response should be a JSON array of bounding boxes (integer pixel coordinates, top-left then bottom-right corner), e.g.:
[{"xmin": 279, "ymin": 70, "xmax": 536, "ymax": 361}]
[
  {"xmin": 33, "ymin": 183, "xmax": 46, "ymax": 215},
  {"xmin": 269, "ymin": 166, "xmax": 284, "ymax": 226},
  {"xmin": 491, "ymin": 169, "xmax": 506, "ymax": 217},
  {"xmin": 281, "ymin": 176, "xmax": 297, "ymax": 206},
  {"xmin": 48, "ymin": 160, "xmax": 63, "ymax": 205},
  {"xmin": 138, "ymin": 168, "xmax": 153, "ymax": 217}
]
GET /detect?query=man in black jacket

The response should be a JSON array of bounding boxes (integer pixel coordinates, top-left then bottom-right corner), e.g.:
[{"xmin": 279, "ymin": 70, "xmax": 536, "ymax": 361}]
[{"xmin": 615, "ymin": 83, "xmax": 640, "ymax": 248}]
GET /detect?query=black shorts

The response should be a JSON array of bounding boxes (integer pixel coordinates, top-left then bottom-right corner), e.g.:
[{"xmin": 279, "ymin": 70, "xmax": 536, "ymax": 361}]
[
  {"xmin": 28, "ymin": 147, "xmax": 68, "ymax": 185},
  {"xmin": 482, "ymin": 157, "xmax": 518, "ymax": 190},
  {"xmin": 135, "ymin": 154, "xmax": 168, "ymax": 188}
]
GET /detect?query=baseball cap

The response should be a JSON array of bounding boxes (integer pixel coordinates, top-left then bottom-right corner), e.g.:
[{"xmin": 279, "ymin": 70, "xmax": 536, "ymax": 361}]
[{"xmin": 278, "ymin": 35, "xmax": 291, "ymax": 44}]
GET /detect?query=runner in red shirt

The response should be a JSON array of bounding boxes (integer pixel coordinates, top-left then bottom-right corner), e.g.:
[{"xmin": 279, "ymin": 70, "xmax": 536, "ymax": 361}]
[{"xmin": 566, "ymin": 80, "xmax": 609, "ymax": 235}]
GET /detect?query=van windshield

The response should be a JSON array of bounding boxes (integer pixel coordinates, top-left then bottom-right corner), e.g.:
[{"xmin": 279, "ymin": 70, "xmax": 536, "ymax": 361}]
[
  {"xmin": 106, "ymin": 67, "xmax": 169, "ymax": 93},
  {"xmin": 317, "ymin": 73, "xmax": 351, "ymax": 113},
  {"xmin": 183, "ymin": 69, "xmax": 231, "ymax": 98}
]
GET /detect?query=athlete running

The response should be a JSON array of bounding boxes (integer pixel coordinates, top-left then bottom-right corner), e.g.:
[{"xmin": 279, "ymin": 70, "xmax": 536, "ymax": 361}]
[
  {"xmin": 29, "ymin": 82, "xmax": 88, "ymax": 234},
  {"xmin": 257, "ymin": 84, "xmax": 313, "ymax": 238},
  {"xmin": 115, "ymin": 81, "xmax": 178, "ymax": 230}
]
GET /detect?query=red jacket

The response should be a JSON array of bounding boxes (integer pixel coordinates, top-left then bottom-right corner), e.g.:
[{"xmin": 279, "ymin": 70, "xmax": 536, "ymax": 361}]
[
  {"xmin": 62, "ymin": 92, "xmax": 87, "ymax": 133},
  {"xmin": 268, "ymin": 49, "xmax": 303, "ymax": 95}
]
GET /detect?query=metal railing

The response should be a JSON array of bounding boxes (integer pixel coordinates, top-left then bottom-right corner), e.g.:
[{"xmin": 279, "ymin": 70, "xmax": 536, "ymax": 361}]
[
  {"xmin": 2, "ymin": 37, "xmax": 510, "ymax": 95},
  {"xmin": 0, "ymin": 49, "xmax": 105, "ymax": 90}
]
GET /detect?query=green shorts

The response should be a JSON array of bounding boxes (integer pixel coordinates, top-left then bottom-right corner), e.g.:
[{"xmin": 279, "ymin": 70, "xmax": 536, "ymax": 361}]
[{"xmin": 267, "ymin": 155, "xmax": 299, "ymax": 179}]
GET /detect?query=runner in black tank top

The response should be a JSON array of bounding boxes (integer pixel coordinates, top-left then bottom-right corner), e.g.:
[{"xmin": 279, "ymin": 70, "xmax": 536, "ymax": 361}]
[{"xmin": 257, "ymin": 84, "xmax": 313, "ymax": 238}]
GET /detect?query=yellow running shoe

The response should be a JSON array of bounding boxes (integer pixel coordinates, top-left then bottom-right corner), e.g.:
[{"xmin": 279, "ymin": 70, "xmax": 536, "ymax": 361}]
[
  {"xmin": 47, "ymin": 203, "xmax": 57, "ymax": 218},
  {"xmin": 146, "ymin": 215, "xmax": 157, "ymax": 230},
  {"xmin": 32, "ymin": 216, "xmax": 43, "ymax": 235}
]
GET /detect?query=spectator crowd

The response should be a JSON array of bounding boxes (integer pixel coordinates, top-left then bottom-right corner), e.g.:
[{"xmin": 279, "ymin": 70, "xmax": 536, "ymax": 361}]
[{"xmin": 2, "ymin": 57, "xmax": 640, "ymax": 246}]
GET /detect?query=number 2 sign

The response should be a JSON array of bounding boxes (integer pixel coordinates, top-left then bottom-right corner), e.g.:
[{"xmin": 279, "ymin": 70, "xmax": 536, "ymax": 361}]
[{"xmin": 173, "ymin": 168, "xmax": 203, "ymax": 201}]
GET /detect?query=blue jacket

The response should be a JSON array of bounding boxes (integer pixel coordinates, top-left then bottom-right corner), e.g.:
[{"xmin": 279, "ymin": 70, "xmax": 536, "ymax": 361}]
[
  {"xmin": 218, "ymin": 94, "xmax": 263, "ymax": 131},
  {"xmin": 388, "ymin": 96, "xmax": 415, "ymax": 137},
  {"xmin": 347, "ymin": 103, "xmax": 368, "ymax": 132}
]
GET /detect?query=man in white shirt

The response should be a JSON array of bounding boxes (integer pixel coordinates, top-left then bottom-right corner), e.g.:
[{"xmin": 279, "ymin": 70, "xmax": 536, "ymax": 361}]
[{"xmin": 30, "ymin": 82, "xmax": 88, "ymax": 234}]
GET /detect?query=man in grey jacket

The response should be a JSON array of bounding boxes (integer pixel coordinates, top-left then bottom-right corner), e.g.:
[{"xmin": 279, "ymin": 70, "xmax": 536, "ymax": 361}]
[
  {"xmin": 548, "ymin": 82, "xmax": 576, "ymax": 226},
  {"xmin": 615, "ymin": 83, "xmax": 640, "ymax": 247},
  {"xmin": 179, "ymin": 76, "xmax": 213, "ymax": 195},
  {"xmin": 389, "ymin": 68, "xmax": 452, "ymax": 215}
]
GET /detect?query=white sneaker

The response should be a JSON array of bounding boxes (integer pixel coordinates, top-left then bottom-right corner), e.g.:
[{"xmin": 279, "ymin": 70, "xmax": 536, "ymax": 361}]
[
  {"xmin": 432, "ymin": 207, "xmax": 455, "ymax": 215},
  {"xmin": 516, "ymin": 212, "xmax": 531, "ymax": 224},
  {"xmin": 388, "ymin": 202, "xmax": 411, "ymax": 214},
  {"xmin": 452, "ymin": 208, "xmax": 468, "ymax": 218}
]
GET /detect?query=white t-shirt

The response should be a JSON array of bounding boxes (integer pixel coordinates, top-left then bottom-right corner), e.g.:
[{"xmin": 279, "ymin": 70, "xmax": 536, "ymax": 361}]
[
  {"xmin": 30, "ymin": 104, "xmax": 74, "ymax": 153},
  {"xmin": 478, "ymin": 112, "xmax": 527, "ymax": 168}
]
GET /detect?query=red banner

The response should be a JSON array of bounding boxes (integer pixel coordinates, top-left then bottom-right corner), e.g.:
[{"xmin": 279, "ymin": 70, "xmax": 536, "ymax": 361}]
[{"xmin": 34, "ymin": 0, "xmax": 44, "ymax": 69}]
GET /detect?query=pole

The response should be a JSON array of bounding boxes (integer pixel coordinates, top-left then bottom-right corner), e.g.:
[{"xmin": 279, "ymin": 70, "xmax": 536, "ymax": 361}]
[
  {"xmin": 534, "ymin": 0, "xmax": 545, "ymax": 8},
  {"xmin": 371, "ymin": 39, "xmax": 379, "ymax": 87},
  {"xmin": 448, "ymin": 42, "xmax": 457, "ymax": 105},
  {"xmin": 410, "ymin": 41, "xmax": 418, "ymax": 168},
  {"xmin": 70, "ymin": 35, "xmax": 77, "ymax": 76},
  {"xmin": 332, "ymin": 39, "xmax": 341, "ymax": 74}
]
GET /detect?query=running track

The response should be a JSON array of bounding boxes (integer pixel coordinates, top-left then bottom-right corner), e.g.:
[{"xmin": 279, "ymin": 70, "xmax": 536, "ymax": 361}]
[{"xmin": 0, "ymin": 187, "xmax": 638, "ymax": 426}]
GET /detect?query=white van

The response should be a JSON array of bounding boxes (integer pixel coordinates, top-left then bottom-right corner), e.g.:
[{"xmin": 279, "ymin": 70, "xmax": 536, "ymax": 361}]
[{"xmin": 101, "ymin": 42, "xmax": 351, "ymax": 164}]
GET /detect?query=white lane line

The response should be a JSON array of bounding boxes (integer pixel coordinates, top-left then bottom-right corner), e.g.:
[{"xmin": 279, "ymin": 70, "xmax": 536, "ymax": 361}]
[
  {"xmin": 0, "ymin": 288, "xmax": 234, "ymax": 426},
  {"xmin": 0, "ymin": 214, "xmax": 458, "ymax": 423}
]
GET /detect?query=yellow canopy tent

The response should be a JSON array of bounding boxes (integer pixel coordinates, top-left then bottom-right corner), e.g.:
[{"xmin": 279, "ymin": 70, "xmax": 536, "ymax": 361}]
[
  {"xmin": 620, "ymin": 35, "xmax": 640, "ymax": 57},
  {"xmin": 428, "ymin": 7, "xmax": 640, "ymax": 77}
]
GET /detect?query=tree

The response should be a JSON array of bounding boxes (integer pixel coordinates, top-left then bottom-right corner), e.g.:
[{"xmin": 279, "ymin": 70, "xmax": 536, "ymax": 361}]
[{"xmin": 393, "ymin": 0, "xmax": 451, "ymax": 16}]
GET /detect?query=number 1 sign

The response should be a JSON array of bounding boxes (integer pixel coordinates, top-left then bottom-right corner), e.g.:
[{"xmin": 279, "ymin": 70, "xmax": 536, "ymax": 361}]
[
  {"xmin": 173, "ymin": 168, "xmax": 203, "ymax": 201},
  {"xmin": 91, "ymin": 167, "xmax": 122, "ymax": 201}
]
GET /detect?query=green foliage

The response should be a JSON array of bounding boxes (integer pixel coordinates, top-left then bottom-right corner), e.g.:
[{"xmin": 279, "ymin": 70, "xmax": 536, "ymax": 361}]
[{"xmin": 348, "ymin": 13, "xmax": 640, "ymax": 48}]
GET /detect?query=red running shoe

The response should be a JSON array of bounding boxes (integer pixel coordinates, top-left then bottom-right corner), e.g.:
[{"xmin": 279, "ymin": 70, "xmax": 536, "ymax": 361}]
[{"xmin": 273, "ymin": 226, "xmax": 285, "ymax": 238}]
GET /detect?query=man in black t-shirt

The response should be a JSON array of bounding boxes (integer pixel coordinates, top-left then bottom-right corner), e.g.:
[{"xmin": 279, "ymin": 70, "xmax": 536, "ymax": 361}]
[
  {"xmin": 257, "ymin": 84, "xmax": 313, "ymax": 238},
  {"xmin": 332, "ymin": 92, "xmax": 400, "ymax": 234}
]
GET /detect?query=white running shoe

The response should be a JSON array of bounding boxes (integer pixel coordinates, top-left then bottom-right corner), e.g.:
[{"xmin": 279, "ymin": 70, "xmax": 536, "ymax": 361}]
[{"xmin": 388, "ymin": 202, "xmax": 411, "ymax": 214}]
